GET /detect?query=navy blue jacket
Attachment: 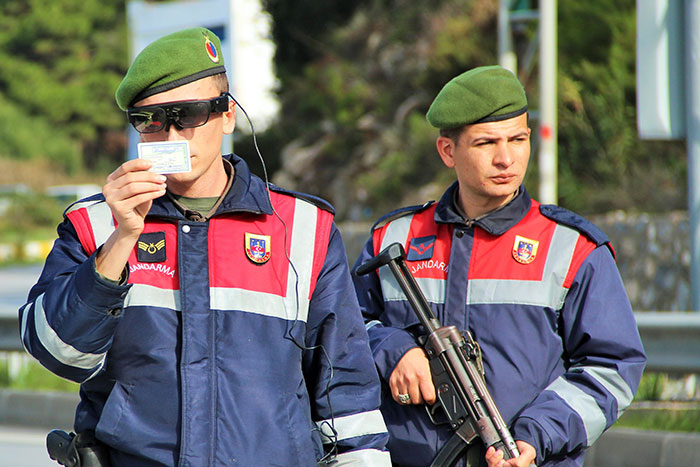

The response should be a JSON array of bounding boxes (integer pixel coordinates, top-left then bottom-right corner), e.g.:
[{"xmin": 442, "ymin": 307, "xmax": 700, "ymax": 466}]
[
  {"xmin": 20, "ymin": 154, "xmax": 390, "ymax": 466},
  {"xmin": 352, "ymin": 183, "xmax": 646, "ymax": 466}
]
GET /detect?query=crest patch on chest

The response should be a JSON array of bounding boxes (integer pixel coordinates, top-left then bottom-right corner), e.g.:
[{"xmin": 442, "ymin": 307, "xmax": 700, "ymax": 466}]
[
  {"xmin": 512, "ymin": 235, "xmax": 539, "ymax": 264},
  {"xmin": 245, "ymin": 232, "xmax": 271, "ymax": 264}
]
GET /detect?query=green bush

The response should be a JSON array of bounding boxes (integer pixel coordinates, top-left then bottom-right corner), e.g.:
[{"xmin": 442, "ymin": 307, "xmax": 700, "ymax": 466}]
[
  {"xmin": 0, "ymin": 355, "xmax": 79, "ymax": 392},
  {"xmin": 0, "ymin": 98, "xmax": 82, "ymax": 173},
  {"xmin": 635, "ymin": 372, "xmax": 666, "ymax": 401},
  {"xmin": 617, "ymin": 405, "xmax": 700, "ymax": 433},
  {"xmin": 0, "ymin": 192, "xmax": 64, "ymax": 240}
]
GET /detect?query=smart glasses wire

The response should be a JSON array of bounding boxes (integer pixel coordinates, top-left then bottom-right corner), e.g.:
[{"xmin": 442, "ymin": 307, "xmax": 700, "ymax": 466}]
[{"xmin": 229, "ymin": 93, "xmax": 339, "ymax": 463}]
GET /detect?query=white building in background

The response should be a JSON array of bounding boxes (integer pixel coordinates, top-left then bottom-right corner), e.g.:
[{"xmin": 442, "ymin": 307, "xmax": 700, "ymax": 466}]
[{"xmin": 126, "ymin": 0, "xmax": 279, "ymax": 155}]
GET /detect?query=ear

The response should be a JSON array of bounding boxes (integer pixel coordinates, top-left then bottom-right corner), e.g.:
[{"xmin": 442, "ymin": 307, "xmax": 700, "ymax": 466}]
[
  {"xmin": 222, "ymin": 100, "xmax": 236, "ymax": 135},
  {"xmin": 436, "ymin": 136, "xmax": 456, "ymax": 168}
]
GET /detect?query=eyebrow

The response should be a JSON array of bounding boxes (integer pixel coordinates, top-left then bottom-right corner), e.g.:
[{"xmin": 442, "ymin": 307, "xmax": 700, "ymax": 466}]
[{"xmin": 471, "ymin": 130, "xmax": 529, "ymax": 144}]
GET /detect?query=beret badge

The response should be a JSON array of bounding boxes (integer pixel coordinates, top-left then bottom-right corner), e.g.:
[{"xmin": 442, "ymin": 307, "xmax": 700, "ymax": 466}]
[{"xmin": 204, "ymin": 33, "xmax": 219, "ymax": 63}]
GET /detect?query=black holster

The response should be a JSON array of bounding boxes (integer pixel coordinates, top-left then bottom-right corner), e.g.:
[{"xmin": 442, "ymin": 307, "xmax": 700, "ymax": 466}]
[{"xmin": 46, "ymin": 430, "xmax": 111, "ymax": 467}]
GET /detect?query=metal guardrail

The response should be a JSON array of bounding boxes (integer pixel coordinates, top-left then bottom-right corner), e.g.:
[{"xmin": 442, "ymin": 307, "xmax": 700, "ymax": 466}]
[
  {"xmin": 0, "ymin": 314, "xmax": 20, "ymax": 352},
  {"xmin": 3, "ymin": 312, "xmax": 700, "ymax": 374},
  {"xmin": 634, "ymin": 312, "xmax": 700, "ymax": 374}
]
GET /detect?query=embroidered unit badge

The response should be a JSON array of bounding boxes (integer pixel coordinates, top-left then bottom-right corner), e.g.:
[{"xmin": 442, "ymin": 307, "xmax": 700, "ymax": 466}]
[
  {"xmin": 137, "ymin": 231, "xmax": 167, "ymax": 263},
  {"xmin": 245, "ymin": 232, "xmax": 271, "ymax": 264},
  {"xmin": 407, "ymin": 235, "xmax": 436, "ymax": 261},
  {"xmin": 204, "ymin": 34, "xmax": 219, "ymax": 63},
  {"xmin": 512, "ymin": 235, "xmax": 539, "ymax": 264}
]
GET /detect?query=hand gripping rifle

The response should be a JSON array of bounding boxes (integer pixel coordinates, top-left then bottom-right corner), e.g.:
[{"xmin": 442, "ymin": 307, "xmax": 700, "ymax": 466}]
[{"xmin": 356, "ymin": 242, "xmax": 535, "ymax": 467}]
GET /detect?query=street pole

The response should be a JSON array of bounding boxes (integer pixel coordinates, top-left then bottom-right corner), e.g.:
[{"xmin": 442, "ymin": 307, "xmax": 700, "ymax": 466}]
[
  {"xmin": 538, "ymin": 0, "xmax": 557, "ymax": 205},
  {"xmin": 686, "ymin": 0, "xmax": 700, "ymax": 310},
  {"xmin": 498, "ymin": 0, "xmax": 517, "ymax": 73}
]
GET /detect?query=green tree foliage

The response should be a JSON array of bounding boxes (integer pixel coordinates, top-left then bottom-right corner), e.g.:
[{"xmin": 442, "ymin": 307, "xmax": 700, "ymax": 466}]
[
  {"xmin": 261, "ymin": 0, "xmax": 369, "ymax": 81},
  {"xmin": 0, "ymin": 1, "xmax": 687, "ymax": 220},
  {"xmin": 0, "ymin": 0, "xmax": 127, "ymax": 172},
  {"xmin": 556, "ymin": 0, "xmax": 686, "ymax": 213},
  {"xmin": 262, "ymin": 0, "xmax": 686, "ymax": 220},
  {"xmin": 265, "ymin": 0, "xmax": 502, "ymax": 219}
]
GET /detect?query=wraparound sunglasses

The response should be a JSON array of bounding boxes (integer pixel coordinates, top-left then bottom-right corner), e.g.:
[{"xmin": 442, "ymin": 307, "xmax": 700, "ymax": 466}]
[{"xmin": 127, "ymin": 93, "xmax": 231, "ymax": 134}]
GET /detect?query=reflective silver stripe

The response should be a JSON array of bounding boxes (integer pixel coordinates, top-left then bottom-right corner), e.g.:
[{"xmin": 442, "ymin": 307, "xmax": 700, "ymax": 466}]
[
  {"xmin": 329, "ymin": 449, "xmax": 392, "ymax": 466},
  {"xmin": 287, "ymin": 197, "xmax": 317, "ymax": 323},
  {"xmin": 30, "ymin": 293, "xmax": 106, "ymax": 370},
  {"xmin": 580, "ymin": 366, "xmax": 635, "ymax": 418},
  {"xmin": 379, "ymin": 214, "xmax": 413, "ymax": 251},
  {"xmin": 210, "ymin": 198, "xmax": 318, "ymax": 322},
  {"xmin": 316, "ymin": 410, "xmax": 388, "ymax": 443},
  {"xmin": 382, "ymin": 276, "xmax": 445, "ymax": 304},
  {"xmin": 546, "ymin": 376, "xmax": 607, "ymax": 446},
  {"xmin": 210, "ymin": 287, "xmax": 305, "ymax": 321},
  {"xmin": 376, "ymin": 213, "xmax": 449, "ymax": 303},
  {"xmin": 365, "ymin": 320, "xmax": 382, "ymax": 331},
  {"xmin": 87, "ymin": 202, "xmax": 116, "ymax": 247},
  {"xmin": 67, "ymin": 200, "xmax": 115, "ymax": 249},
  {"xmin": 65, "ymin": 199, "xmax": 100, "ymax": 215},
  {"xmin": 468, "ymin": 224, "xmax": 580, "ymax": 308},
  {"xmin": 125, "ymin": 284, "xmax": 181, "ymax": 311},
  {"xmin": 19, "ymin": 302, "xmax": 30, "ymax": 351}
]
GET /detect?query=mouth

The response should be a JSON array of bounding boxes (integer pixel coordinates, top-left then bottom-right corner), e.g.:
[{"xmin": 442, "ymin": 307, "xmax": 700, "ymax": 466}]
[{"xmin": 491, "ymin": 174, "xmax": 517, "ymax": 184}]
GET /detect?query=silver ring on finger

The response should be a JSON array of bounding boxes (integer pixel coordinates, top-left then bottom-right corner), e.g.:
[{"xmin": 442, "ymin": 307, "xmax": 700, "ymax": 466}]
[{"xmin": 398, "ymin": 393, "xmax": 411, "ymax": 404}]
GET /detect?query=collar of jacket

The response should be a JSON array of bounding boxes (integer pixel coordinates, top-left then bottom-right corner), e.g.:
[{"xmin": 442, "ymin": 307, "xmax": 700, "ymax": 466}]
[
  {"xmin": 433, "ymin": 181, "xmax": 531, "ymax": 236},
  {"xmin": 148, "ymin": 153, "xmax": 274, "ymax": 219}
]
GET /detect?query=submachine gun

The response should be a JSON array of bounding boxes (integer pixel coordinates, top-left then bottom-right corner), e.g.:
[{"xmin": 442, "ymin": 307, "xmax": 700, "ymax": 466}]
[{"xmin": 356, "ymin": 242, "xmax": 535, "ymax": 467}]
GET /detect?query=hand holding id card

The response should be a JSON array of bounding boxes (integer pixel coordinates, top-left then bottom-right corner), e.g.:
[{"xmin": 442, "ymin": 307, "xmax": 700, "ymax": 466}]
[{"xmin": 138, "ymin": 141, "xmax": 192, "ymax": 174}]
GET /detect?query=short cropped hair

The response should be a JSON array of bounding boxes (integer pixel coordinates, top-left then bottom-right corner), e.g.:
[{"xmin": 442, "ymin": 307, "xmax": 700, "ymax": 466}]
[
  {"xmin": 211, "ymin": 72, "xmax": 230, "ymax": 94},
  {"xmin": 439, "ymin": 126, "xmax": 465, "ymax": 145}
]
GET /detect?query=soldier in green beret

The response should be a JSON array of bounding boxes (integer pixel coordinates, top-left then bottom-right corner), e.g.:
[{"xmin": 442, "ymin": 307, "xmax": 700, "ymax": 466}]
[
  {"xmin": 352, "ymin": 66, "xmax": 645, "ymax": 467},
  {"xmin": 22, "ymin": 27, "xmax": 391, "ymax": 466}
]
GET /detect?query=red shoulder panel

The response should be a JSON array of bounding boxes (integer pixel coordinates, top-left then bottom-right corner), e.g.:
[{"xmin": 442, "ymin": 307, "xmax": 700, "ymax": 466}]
[
  {"xmin": 209, "ymin": 193, "xmax": 292, "ymax": 296},
  {"xmin": 469, "ymin": 205, "xmax": 556, "ymax": 281},
  {"xmin": 405, "ymin": 206, "xmax": 451, "ymax": 280},
  {"xmin": 563, "ymin": 235, "xmax": 598, "ymax": 288},
  {"xmin": 66, "ymin": 208, "xmax": 98, "ymax": 256},
  {"xmin": 309, "ymin": 206, "xmax": 333, "ymax": 299}
]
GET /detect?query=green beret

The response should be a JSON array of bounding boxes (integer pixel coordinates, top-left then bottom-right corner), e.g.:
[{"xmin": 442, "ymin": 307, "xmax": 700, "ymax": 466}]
[
  {"xmin": 115, "ymin": 27, "xmax": 226, "ymax": 110},
  {"xmin": 426, "ymin": 65, "xmax": 527, "ymax": 129}
]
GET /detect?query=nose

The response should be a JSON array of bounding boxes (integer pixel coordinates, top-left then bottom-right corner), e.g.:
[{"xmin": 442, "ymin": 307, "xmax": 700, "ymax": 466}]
[
  {"xmin": 493, "ymin": 142, "xmax": 514, "ymax": 168},
  {"xmin": 163, "ymin": 120, "xmax": 186, "ymax": 140}
]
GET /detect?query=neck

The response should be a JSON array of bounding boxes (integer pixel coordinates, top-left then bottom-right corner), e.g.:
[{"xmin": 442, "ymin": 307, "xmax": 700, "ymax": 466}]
[
  {"xmin": 458, "ymin": 189, "xmax": 517, "ymax": 220},
  {"xmin": 168, "ymin": 157, "xmax": 232, "ymax": 198}
]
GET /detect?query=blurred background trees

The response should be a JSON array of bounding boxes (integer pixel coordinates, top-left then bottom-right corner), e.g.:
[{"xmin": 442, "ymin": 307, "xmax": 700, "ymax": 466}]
[
  {"xmin": 0, "ymin": 0, "xmax": 126, "ymax": 177},
  {"xmin": 0, "ymin": 0, "xmax": 687, "ymax": 222}
]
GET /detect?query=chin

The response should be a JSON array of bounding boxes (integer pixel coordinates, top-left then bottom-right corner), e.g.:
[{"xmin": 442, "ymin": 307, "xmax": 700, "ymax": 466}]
[
  {"xmin": 166, "ymin": 171, "xmax": 196, "ymax": 185},
  {"xmin": 490, "ymin": 183, "xmax": 519, "ymax": 197}
]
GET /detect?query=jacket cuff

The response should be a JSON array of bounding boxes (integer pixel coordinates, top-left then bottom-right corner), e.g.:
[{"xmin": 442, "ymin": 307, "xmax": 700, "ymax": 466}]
[
  {"xmin": 371, "ymin": 326, "xmax": 420, "ymax": 382},
  {"xmin": 74, "ymin": 253, "xmax": 132, "ymax": 315},
  {"xmin": 511, "ymin": 416, "xmax": 549, "ymax": 465}
]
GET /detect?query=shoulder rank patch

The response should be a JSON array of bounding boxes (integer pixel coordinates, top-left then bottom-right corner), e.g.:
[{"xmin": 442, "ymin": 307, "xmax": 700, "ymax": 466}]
[
  {"xmin": 407, "ymin": 235, "xmax": 436, "ymax": 261},
  {"xmin": 512, "ymin": 235, "xmax": 538, "ymax": 264},
  {"xmin": 137, "ymin": 231, "xmax": 166, "ymax": 263},
  {"xmin": 245, "ymin": 232, "xmax": 271, "ymax": 264}
]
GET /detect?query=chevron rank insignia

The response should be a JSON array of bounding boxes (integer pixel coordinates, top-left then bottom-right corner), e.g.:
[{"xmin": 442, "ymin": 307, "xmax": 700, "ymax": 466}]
[
  {"xmin": 245, "ymin": 232, "xmax": 271, "ymax": 264},
  {"xmin": 407, "ymin": 235, "xmax": 436, "ymax": 261},
  {"xmin": 137, "ymin": 231, "xmax": 166, "ymax": 263},
  {"xmin": 512, "ymin": 235, "xmax": 538, "ymax": 264}
]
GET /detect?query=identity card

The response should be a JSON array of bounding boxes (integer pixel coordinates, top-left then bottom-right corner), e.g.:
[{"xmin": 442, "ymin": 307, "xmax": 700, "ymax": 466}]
[{"xmin": 138, "ymin": 141, "xmax": 191, "ymax": 174}]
